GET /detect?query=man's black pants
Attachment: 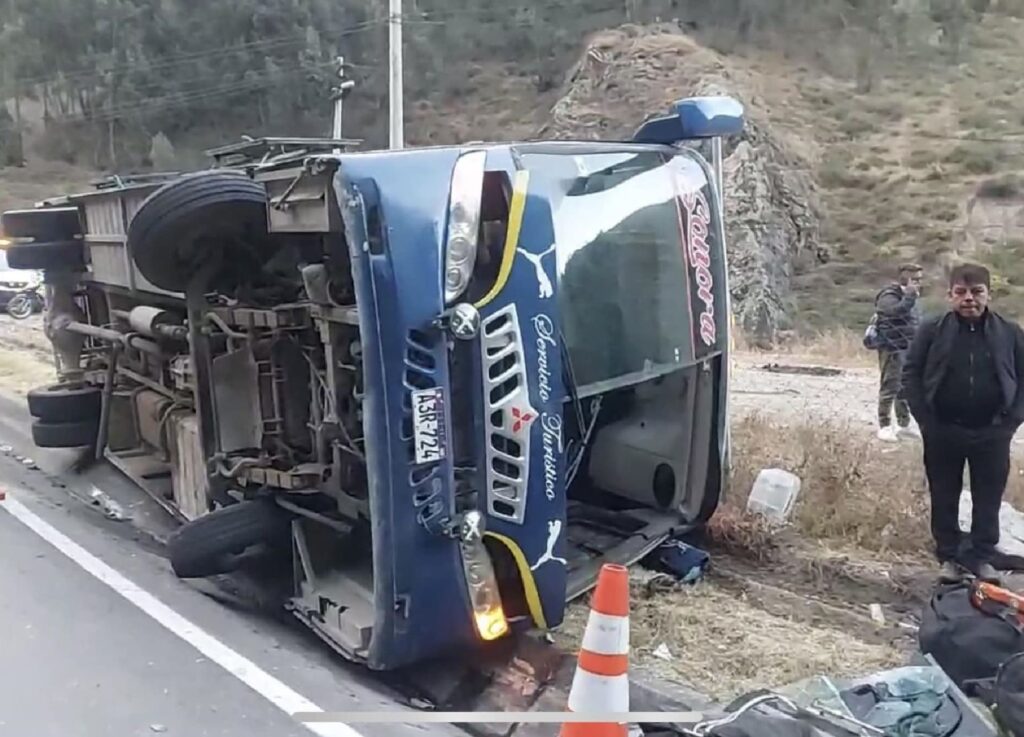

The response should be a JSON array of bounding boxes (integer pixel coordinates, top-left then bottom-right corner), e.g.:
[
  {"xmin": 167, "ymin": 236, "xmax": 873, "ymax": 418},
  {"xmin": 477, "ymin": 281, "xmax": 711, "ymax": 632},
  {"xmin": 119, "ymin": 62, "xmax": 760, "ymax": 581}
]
[{"xmin": 923, "ymin": 423, "xmax": 1012, "ymax": 565}]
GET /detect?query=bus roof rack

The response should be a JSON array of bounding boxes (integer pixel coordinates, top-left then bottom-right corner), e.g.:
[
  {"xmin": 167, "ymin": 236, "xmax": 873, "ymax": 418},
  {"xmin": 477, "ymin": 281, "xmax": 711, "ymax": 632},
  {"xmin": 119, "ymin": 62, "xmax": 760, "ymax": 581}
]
[{"xmin": 204, "ymin": 136, "xmax": 362, "ymax": 167}]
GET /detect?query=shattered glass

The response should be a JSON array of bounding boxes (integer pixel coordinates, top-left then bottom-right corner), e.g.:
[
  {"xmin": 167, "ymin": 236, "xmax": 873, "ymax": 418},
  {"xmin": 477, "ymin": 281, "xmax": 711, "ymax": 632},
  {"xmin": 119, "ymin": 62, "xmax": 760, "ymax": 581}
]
[
  {"xmin": 776, "ymin": 667, "xmax": 962, "ymax": 737},
  {"xmin": 775, "ymin": 675, "xmax": 857, "ymax": 721}
]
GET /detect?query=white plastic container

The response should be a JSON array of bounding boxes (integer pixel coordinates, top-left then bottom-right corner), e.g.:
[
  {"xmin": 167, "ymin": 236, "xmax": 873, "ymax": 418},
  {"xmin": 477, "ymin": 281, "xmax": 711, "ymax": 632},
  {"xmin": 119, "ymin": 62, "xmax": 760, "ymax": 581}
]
[{"xmin": 746, "ymin": 468, "xmax": 802, "ymax": 523}]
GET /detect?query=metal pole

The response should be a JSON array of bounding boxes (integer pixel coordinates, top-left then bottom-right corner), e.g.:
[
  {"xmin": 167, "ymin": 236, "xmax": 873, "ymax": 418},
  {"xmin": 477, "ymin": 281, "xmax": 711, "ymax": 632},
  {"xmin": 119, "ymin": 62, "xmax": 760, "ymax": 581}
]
[
  {"xmin": 711, "ymin": 137, "xmax": 724, "ymax": 204},
  {"xmin": 710, "ymin": 135, "xmax": 733, "ymax": 478},
  {"xmin": 332, "ymin": 56, "xmax": 345, "ymax": 142},
  {"xmin": 388, "ymin": 0, "xmax": 404, "ymax": 149},
  {"xmin": 331, "ymin": 56, "xmax": 356, "ymax": 154}
]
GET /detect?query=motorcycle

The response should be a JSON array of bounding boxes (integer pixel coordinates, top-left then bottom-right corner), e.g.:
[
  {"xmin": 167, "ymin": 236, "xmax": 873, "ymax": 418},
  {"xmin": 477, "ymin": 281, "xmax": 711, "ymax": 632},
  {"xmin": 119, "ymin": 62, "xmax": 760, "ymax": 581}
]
[{"xmin": 5, "ymin": 281, "xmax": 43, "ymax": 320}]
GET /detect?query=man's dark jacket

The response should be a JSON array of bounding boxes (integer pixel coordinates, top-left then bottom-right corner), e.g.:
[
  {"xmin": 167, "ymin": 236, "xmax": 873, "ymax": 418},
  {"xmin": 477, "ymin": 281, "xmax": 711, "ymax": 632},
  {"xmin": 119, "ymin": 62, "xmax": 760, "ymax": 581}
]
[
  {"xmin": 875, "ymin": 283, "xmax": 920, "ymax": 351},
  {"xmin": 902, "ymin": 309, "xmax": 1024, "ymax": 429}
]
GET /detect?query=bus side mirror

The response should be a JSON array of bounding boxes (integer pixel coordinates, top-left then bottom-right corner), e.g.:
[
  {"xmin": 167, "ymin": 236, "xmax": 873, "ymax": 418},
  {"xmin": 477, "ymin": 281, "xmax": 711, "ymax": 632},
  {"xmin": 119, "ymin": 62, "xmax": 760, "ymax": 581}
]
[{"xmin": 633, "ymin": 95, "xmax": 745, "ymax": 144}]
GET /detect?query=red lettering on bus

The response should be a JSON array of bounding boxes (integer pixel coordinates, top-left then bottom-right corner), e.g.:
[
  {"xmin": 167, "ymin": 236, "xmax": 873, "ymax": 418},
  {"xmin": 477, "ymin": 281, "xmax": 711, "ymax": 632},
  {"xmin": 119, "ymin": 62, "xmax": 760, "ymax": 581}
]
[{"xmin": 682, "ymin": 190, "xmax": 716, "ymax": 348}]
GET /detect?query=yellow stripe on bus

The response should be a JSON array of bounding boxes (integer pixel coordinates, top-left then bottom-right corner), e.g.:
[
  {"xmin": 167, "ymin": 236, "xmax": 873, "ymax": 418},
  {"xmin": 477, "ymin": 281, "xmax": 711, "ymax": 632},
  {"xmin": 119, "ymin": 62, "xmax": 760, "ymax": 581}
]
[
  {"xmin": 474, "ymin": 170, "xmax": 530, "ymax": 309},
  {"xmin": 483, "ymin": 530, "xmax": 549, "ymax": 630}
]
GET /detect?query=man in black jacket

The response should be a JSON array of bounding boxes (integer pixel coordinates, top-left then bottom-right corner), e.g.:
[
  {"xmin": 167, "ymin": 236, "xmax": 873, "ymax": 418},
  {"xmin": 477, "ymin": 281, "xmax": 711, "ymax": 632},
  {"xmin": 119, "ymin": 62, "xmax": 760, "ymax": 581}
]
[{"xmin": 903, "ymin": 263, "xmax": 1024, "ymax": 582}]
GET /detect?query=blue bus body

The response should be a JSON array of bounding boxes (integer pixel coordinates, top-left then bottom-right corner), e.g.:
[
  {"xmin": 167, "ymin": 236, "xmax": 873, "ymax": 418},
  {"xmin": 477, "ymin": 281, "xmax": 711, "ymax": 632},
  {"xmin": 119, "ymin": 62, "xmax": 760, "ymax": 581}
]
[
  {"xmin": 327, "ymin": 140, "xmax": 733, "ymax": 667},
  {"xmin": 4, "ymin": 99, "xmax": 741, "ymax": 671}
]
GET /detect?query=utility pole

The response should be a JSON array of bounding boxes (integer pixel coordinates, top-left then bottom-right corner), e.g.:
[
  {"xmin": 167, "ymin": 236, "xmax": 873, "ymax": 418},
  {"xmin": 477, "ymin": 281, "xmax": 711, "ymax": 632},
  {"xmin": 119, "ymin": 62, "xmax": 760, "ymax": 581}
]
[
  {"xmin": 331, "ymin": 55, "xmax": 355, "ymax": 153},
  {"xmin": 388, "ymin": 0, "xmax": 404, "ymax": 149}
]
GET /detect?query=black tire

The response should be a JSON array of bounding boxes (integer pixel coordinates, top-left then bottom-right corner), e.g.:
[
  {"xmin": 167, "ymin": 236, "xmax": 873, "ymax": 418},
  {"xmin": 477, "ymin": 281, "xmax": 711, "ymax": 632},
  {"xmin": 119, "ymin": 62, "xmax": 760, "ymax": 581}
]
[
  {"xmin": 31, "ymin": 418, "xmax": 99, "ymax": 448},
  {"xmin": 28, "ymin": 383, "xmax": 102, "ymax": 423},
  {"xmin": 127, "ymin": 171, "xmax": 273, "ymax": 293},
  {"xmin": 1, "ymin": 207, "xmax": 82, "ymax": 241},
  {"xmin": 5, "ymin": 240, "xmax": 85, "ymax": 271},
  {"xmin": 168, "ymin": 498, "xmax": 293, "ymax": 579}
]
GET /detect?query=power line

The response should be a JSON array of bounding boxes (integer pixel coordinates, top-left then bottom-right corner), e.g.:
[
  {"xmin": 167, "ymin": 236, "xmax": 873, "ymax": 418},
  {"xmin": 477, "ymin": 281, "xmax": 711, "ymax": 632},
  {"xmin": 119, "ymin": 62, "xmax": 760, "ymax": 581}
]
[
  {"xmin": 60, "ymin": 61, "xmax": 336, "ymax": 124},
  {"xmin": 13, "ymin": 19, "xmax": 384, "ymax": 91},
  {"xmin": 12, "ymin": 2, "xmax": 628, "ymax": 91},
  {"xmin": 15, "ymin": 34, "xmax": 311, "ymax": 89}
]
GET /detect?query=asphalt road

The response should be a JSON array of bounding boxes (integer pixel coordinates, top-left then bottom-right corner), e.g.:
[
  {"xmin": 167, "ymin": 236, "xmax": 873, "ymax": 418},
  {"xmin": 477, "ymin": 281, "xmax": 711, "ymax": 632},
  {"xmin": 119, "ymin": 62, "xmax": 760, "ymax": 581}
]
[{"xmin": 0, "ymin": 392, "xmax": 465, "ymax": 737}]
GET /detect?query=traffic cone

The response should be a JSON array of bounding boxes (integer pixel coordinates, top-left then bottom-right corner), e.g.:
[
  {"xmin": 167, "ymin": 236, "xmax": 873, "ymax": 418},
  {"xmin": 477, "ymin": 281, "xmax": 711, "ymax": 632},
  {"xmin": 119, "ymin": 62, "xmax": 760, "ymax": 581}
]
[{"xmin": 561, "ymin": 563, "xmax": 630, "ymax": 737}]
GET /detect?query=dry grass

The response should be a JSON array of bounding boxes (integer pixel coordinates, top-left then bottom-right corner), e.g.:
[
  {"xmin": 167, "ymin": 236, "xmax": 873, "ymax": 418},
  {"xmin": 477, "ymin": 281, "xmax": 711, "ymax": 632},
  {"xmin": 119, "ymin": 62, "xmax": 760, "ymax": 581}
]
[
  {"xmin": 553, "ymin": 571, "xmax": 903, "ymax": 701},
  {"xmin": 719, "ymin": 412, "xmax": 1024, "ymax": 554},
  {"xmin": 706, "ymin": 504, "xmax": 780, "ymax": 563},
  {"xmin": 719, "ymin": 414, "xmax": 932, "ymax": 558},
  {"xmin": 734, "ymin": 328, "xmax": 874, "ymax": 367}
]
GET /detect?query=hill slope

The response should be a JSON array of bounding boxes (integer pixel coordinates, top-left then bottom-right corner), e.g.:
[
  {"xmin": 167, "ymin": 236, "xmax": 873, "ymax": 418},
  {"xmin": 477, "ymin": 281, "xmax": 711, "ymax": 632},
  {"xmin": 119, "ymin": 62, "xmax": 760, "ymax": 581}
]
[
  {"xmin": 529, "ymin": 10, "xmax": 1024, "ymax": 338},
  {"xmin": 5, "ymin": 4, "xmax": 1024, "ymax": 340}
]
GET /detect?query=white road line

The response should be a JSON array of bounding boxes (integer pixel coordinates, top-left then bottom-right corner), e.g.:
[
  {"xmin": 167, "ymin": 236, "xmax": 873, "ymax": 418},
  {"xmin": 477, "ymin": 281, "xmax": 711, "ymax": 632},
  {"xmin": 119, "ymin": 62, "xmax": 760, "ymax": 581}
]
[{"xmin": 0, "ymin": 492, "xmax": 365, "ymax": 737}]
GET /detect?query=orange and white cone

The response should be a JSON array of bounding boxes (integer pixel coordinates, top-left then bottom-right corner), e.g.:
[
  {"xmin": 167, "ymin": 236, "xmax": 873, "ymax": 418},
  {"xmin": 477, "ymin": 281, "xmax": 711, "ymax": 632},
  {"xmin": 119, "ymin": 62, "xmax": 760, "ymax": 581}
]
[{"xmin": 561, "ymin": 563, "xmax": 630, "ymax": 737}]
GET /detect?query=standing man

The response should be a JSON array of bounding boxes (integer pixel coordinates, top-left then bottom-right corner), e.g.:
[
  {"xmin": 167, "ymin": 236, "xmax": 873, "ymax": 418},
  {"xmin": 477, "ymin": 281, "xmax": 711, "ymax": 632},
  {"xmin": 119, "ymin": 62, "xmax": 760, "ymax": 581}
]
[
  {"xmin": 903, "ymin": 263, "xmax": 1024, "ymax": 582},
  {"xmin": 874, "ymin": 263, "xmax": 924, "ymax": 442}
]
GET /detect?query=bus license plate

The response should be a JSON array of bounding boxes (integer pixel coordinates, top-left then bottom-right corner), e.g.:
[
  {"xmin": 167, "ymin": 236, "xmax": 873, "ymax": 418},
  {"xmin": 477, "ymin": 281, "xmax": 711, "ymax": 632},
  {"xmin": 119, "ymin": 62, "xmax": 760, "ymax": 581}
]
[{"xmin": 411, "ymin": 387, "xmax": 447, "ymax": 465}]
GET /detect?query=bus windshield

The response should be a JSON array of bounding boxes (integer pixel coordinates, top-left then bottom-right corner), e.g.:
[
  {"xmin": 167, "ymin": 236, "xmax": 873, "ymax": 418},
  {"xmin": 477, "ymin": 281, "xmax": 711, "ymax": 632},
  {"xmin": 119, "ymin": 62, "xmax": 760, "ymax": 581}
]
[{"xmin": 522, "ymin": 150, "xmax": 713, "ymax": 397}]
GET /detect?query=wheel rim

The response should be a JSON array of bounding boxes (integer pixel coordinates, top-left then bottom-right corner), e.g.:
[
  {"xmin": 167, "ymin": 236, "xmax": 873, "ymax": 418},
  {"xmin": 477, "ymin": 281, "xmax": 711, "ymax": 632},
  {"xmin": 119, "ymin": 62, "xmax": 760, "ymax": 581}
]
[{"xmin": 8, "ymin": 296, "xmax": 32, "ymax": 319}]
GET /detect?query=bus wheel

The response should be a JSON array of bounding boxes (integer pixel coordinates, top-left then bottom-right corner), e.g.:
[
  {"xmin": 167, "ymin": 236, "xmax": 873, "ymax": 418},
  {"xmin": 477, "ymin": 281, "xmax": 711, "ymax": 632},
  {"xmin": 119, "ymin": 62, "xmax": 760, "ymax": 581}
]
[
  {"xmin": 168, "ymin": 498, "xmax": 292, "ymax": 579},
  {"xmin": 31, "ymin": 418, "xmax": 99, "ymax": 448},
  {"xmin": 127, "ymin": 171, "xmax": 274, "ymax": 294},
  {"xmin": 28, "ymin": 383, "xmax": 102, "ymax": 423}
]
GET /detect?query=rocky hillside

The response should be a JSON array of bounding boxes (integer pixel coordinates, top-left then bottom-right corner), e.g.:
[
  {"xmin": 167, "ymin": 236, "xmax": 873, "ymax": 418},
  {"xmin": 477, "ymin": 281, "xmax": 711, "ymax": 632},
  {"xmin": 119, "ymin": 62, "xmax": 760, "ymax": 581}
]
[
  {"xmin": 539, "ymin": 25, "xmax": 825, "ymax": 344},
  {"xmin": 527, "ymin": 7, "xmax": 1024, "ymax": 340}
]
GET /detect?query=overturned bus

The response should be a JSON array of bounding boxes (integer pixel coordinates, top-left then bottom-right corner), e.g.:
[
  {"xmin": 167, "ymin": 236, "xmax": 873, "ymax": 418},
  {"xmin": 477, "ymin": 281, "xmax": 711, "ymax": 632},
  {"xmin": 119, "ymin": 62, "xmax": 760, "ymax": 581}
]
[{"xmin": 0, "ymin": 96, "xmax": 741, "ymax": 670}]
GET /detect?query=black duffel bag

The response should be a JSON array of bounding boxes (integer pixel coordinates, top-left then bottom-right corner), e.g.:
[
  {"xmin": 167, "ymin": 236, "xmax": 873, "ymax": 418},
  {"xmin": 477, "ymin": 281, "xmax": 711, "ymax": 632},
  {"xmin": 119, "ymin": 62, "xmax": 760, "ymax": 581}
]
[
  {"xmin": 967, "ymin": 652, "xmax": 1024, "ymax": 736},
  {"xmin": 919, "ymin": 582, "xmax": 1024, "ymax": 690}
]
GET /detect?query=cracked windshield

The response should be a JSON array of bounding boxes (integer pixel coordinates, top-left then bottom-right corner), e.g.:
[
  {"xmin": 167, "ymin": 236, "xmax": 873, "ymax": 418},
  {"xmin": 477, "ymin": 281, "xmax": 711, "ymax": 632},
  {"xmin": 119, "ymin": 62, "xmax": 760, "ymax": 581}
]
[{"xmin": 2, "ymin": 1, "xmax": 1024, "ymax": 736}]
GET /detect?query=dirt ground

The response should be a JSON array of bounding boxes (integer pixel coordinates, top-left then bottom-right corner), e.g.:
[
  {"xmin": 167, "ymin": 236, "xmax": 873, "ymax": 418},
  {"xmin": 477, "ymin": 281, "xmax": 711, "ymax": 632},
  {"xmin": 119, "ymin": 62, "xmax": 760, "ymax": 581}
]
[{"xmin": 0, "ymin": 317, "xmax": 992, "ymax": 703}]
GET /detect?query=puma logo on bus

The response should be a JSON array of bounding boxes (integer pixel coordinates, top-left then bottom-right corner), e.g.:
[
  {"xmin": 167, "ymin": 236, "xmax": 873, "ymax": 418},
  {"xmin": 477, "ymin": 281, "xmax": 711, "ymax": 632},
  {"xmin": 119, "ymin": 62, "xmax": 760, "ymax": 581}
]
[
  {"xmin": 517, "ymin": 244, "xmax": 556, "ymax": 299},
  {"xmin": 682, "ymin": 191, "xmax": 716, "ymax": 347},
  {"xmin": 531, "ymin": 519, "xmax": 567, "ymax": 571}
]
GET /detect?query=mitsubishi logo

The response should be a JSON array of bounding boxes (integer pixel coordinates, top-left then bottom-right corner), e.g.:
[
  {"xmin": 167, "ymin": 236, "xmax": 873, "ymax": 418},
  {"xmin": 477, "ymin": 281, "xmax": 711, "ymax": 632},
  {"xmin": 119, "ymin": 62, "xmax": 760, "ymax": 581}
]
[{"xmin": 510, "ymin": 406, "xmax": 536, "ymax": 433}]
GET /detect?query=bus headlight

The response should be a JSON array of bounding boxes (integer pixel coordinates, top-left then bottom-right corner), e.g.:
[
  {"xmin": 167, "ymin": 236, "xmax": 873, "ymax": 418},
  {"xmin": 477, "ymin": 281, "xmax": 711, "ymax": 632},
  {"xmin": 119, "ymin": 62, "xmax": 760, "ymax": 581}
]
[
  {"xmin": 444, "ymin": 151, "xmax": 486, "ymax": 304},
  {"xmin": 458, "ymin": 511, "xmax": 509, "ymax": 641}
]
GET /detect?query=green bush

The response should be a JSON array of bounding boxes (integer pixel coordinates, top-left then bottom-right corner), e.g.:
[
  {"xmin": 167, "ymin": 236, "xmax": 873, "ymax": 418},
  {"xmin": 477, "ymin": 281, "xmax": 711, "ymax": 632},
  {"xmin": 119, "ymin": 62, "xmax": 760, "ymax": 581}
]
[{"xmin": 944, "ymin": 144, "xmax": 998, "ymax": 174}]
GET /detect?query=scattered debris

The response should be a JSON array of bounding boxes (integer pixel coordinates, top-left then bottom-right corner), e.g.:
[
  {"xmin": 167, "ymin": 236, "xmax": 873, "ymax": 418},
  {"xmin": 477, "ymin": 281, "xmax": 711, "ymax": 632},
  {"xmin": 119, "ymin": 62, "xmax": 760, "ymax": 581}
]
[
  {"xmin": 652, "ymin": 643, "xmax": 673, "ymax": 662},
  {"xmin": 149, "ymin": 725, "xmax": 168, "ymax": 733},
  {"xmin": 88, "ymin": 485, "xmax": 127, "ymax": 521},
  {"xmin": 869, "ymin": 604, "xmax": 886, "ymax": 627},
  {"xmin": 642, "ymin": 539, "xmax": 710, "ymax": 583},
  {"xmin": 0, "ymin": 444, "xmax": 12, "ymax": 454},
  {"xmin": 21, "ymin": 457, "xmax": 36, "ymax": 469},
  {"xmin": 761, "ymin": 363, "xmax": 843, "ymax": 377},
  {"xmin": 746, "ymin": 468, "xmax": 802, "ymax": 524}
]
